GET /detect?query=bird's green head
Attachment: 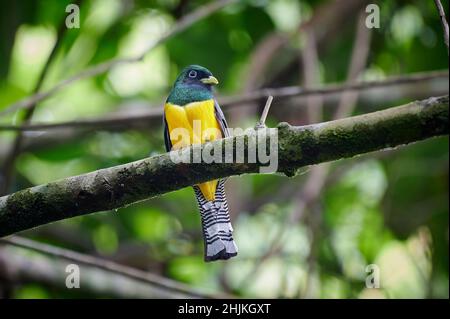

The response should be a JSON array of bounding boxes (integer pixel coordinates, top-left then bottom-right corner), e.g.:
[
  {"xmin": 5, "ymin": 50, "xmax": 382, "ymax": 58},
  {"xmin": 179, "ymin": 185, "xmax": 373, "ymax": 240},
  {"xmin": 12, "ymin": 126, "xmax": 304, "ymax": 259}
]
[{"xmin": 167, "ymin": 65, "xmax": 219, "ymax": 105}]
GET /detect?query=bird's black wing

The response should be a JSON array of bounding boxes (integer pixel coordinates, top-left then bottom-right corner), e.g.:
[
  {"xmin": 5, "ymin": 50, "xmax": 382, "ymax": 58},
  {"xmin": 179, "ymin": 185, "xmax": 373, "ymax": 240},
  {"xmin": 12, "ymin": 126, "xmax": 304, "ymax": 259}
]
[
  {"xmin": 214, "ymin": 100, "xmax": 231, "ymax": 184},
  {"xmin": 214, "ymin": 99, "xmax": 230, "ymax": 138},
  {"xmin": 163, "ymin": 113, "xmax": 172, "ymax": 152}
]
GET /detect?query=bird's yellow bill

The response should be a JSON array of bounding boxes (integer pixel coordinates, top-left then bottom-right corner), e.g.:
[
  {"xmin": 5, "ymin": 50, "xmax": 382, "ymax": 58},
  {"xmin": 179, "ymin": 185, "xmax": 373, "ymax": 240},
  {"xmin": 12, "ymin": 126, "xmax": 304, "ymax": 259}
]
[{"xmin": 200, "ymin": 76, "xmax": 219, "ymax": 85}]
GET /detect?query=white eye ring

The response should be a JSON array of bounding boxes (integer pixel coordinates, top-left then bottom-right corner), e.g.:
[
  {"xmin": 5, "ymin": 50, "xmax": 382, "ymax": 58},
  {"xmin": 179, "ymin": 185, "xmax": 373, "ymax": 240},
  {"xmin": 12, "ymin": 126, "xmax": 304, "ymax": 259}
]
[{"xmin": 188, "ymin": 70, "xmax": 197, "ymax": 78}]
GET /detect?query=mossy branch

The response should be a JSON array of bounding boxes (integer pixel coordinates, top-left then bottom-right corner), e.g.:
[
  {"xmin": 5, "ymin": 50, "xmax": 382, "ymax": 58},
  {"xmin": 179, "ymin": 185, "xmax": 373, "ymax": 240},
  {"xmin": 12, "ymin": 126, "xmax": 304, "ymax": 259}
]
[{"xmin": 0, "ymin": 95, "xmax": 448, "ymax": 237}]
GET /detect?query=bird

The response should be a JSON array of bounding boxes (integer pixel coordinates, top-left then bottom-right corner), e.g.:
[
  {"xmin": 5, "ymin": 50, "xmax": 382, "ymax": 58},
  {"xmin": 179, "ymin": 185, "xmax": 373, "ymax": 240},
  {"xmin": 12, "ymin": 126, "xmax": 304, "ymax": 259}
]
[{"xmin": 163, "ymin": 65, "xmax": 238, "ymax": 262}]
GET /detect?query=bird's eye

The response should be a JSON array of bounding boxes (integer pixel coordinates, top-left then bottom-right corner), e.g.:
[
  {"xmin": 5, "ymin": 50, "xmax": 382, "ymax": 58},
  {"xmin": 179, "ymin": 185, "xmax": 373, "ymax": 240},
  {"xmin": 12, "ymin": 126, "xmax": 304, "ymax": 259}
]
[{"xmin": 188, "ymin": 70, "xmax": 197, "ymax": 78}]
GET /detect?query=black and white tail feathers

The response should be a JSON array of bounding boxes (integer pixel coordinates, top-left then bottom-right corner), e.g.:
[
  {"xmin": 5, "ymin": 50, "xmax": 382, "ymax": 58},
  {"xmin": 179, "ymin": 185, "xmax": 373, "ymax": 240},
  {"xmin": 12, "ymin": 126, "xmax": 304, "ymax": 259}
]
[{"xmin": 193, "ymin": 180, "xmax": 238, "ymax": 262}]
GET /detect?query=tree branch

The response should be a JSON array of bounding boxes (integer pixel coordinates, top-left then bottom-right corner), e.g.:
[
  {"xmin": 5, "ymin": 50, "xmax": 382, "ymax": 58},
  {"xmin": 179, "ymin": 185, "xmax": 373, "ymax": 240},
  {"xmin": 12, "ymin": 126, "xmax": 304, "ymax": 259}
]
[
  {"xmin": 0, "ymin": 70, "xmax": 447, "ymax": 132},
  {"xmin": 0, "ymin": 236, "xmax": 222, "ymax": 298},
  {"xmin": 0, "ymin": 95, "xmax": 448, "ymax": 237},
  {"xmin": 434, "ymin": 0, "xmax": 449, "ymax": 55}
]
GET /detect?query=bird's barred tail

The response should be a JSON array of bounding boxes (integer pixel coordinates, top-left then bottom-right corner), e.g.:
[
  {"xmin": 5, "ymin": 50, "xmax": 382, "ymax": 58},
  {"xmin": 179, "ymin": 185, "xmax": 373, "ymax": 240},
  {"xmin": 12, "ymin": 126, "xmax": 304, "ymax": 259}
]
[{"xmin": 193, "ymin": 180, "xmax": 238, "ymax": 262}]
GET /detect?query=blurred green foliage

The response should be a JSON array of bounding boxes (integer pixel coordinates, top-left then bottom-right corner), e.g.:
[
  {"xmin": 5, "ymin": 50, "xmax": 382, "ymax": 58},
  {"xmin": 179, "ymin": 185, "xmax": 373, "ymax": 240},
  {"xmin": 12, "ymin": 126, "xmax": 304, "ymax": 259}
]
[{"xmin": 0, "ymin": 0, "xmax": 448, "ymax": 299}]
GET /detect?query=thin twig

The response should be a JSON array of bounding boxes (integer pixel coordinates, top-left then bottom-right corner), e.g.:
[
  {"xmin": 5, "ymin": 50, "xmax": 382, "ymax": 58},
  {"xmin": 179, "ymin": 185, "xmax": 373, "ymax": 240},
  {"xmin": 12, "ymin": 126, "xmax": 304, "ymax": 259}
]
[
  {"xmin": 0, "ymin": 0, "xmax": 235, "ymax": 118},
  {"xmin": 255, "ymin": 96, "xmax": 273, "ymax": 129},
  {"xmin": 259, "ymin": 95, "xmax": 274, "ymax": 125},
  {"xmin": 434, "ymin": 0, "xmax": 450, "ymax": 55},
  {"xmin": 0, "ymin": 70, "xmax": 447, "ymax": 132},
  {"xmin": 0, "ymin": 236, "xmax": 227, "ymax": 298},
  {"xmin": 0, "ymin": 108, "xmax": 163, "ymax": 131}
]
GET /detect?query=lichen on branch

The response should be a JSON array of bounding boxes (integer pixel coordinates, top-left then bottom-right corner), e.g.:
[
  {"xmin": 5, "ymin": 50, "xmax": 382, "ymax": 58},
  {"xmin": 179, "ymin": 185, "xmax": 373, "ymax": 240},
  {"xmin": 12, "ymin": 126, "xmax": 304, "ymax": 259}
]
[{"xmin": 0, "ymin": 95, "xmax": 448, "ymax": 237}]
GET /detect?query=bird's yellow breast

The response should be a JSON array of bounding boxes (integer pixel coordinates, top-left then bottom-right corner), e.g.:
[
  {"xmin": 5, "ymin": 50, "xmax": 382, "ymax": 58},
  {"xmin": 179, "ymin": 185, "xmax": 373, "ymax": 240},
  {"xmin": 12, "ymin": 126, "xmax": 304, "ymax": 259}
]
[{"xmin": 164, "ymin": 99, "xmax": 222, "ymax": 201}]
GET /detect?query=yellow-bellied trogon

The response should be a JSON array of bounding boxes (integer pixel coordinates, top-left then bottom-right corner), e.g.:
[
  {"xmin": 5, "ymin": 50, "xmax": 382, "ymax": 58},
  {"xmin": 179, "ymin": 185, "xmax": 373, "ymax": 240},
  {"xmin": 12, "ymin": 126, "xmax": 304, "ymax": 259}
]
[{"xmin": 163, "ymin": 65, "xmax": 238, "ymax": 261}]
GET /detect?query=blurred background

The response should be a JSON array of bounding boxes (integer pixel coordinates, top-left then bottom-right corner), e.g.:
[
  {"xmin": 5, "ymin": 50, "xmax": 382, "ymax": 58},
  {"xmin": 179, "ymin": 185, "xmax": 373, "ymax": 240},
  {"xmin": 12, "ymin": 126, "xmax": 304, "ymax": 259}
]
[{"xmin": 0, "ymin": 0, "xmax": 448, "ymax": 299}]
